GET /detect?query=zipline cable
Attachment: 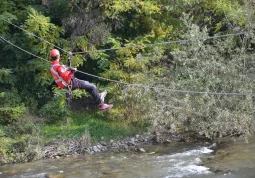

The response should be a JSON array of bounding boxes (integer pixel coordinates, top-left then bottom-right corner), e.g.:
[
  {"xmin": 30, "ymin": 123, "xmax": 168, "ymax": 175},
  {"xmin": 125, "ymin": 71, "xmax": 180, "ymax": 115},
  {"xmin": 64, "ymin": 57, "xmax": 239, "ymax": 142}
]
[
  {"xmin": 0, "ymin": 36, "xmax": 50, "ymax": 63},
  {"xmin": 73, "ymin": 32, "xmax": 247, "ymax": 54},
  {"xmin": 0, "ymin": 17, "xmax": 247, "ymax": 54},
  {"xmin": 0, "ymin": 35, "xmax": 129, "ymax": 84},
  {"xmin": 0, "ymin": 35, "xmax": 254, "ymax": 97},
  {"xmin": 0, "ymin": 17, "xmax": 69, "ymax": 54}
]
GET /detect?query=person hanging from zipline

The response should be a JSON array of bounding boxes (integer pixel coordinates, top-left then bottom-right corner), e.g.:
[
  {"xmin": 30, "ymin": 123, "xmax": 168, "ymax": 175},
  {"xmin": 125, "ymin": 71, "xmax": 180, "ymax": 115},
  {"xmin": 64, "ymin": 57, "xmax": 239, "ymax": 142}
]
[{"xmin": 49, "ymin": 48, "xmax": 113, "ymax": 111}]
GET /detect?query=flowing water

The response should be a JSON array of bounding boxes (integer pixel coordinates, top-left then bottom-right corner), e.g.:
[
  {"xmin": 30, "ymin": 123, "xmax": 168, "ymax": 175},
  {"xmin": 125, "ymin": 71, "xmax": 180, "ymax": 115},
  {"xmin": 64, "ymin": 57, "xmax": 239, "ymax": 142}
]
[{"xmin": 1, "ymin": 136, "xmax": 255, "ymax": 178}]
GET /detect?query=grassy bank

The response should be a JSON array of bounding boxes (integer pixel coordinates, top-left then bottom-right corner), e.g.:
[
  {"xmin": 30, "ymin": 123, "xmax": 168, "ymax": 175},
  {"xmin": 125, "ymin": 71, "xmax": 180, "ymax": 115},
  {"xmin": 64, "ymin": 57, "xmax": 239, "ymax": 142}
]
[
  {"xmin": 0, "ymin": 111, "xmax": 145, "ymax": 164},
  {"xmin": 43, "ymin": 112, "xmax": 142, "ymax": 143}
]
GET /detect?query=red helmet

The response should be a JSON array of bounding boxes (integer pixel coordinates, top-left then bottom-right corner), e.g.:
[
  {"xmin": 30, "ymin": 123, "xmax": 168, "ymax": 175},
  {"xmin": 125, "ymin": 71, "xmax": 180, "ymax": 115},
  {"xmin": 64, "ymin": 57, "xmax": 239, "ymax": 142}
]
[{"xmin": 50, "ymin": 49, "xmax": 60, "ymax": 59}]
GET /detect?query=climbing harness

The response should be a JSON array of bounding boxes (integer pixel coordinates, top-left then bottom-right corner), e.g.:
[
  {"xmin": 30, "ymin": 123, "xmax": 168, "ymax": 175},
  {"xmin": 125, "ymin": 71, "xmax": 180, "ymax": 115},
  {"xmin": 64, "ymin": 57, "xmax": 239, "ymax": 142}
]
[
  {"xmin": 66, "ymin": 51, "xmax": 74, "ymax": 108},
  {"xmin": 66, "ymin": 84, "xmax": 72, "ymax": 108}
]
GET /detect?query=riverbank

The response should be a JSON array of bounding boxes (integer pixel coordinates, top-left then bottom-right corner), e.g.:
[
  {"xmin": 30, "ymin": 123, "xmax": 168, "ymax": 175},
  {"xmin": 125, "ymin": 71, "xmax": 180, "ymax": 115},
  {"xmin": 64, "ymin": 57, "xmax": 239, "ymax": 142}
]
[
  {"xmin": 0, "ymin": 127, "xmax": 212, "ymax": 165},
  {"xmin": 0, "ymin": 111, "xmax": 140, "ymax": 165},
  {"xmin": 0, "ymin": 141, "xmax": 217, "ymax": 178},
  {"xmin": 0, "ymin": 109, "xmax": 215, "ymax": 165},
  {"xmin": 2, "ymin": 136, "xmax": 255, "ymax": 178}
]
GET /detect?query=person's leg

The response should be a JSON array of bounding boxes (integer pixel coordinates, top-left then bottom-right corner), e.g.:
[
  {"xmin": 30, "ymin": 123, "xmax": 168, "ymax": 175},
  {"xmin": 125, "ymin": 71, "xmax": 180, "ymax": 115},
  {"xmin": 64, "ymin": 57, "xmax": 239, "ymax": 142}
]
[
  {"xmin": 72, "ymin": 78, "xmax": 113, "ymax": 111},
  {"xmin": 74, "ymin": 78, "xmax": 102, "ymax": 104}
]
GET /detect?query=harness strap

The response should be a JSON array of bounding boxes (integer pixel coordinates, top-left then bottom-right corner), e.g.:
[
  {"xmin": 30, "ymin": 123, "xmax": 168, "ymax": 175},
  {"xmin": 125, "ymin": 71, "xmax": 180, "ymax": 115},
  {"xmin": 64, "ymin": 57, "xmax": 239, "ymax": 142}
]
[
  {"xmin": 65, "ymin": 51, "xmax": 76, "ymax": 108},
  {"xmin": 66, "ymin": 84, "xmax": 72, "ymax": 108},
  {"xmin": 66, "ymin": 51, "xmax": 74, "ymax": 108},
  {"xmin": 50, "ymin": 64, "xmax": 68, "ymax": 87}
]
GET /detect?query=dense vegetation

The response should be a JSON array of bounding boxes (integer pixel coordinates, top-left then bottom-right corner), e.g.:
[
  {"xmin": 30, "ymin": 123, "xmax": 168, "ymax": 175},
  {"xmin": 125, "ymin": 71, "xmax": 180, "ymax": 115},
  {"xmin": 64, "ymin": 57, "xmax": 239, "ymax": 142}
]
[{"xmin": 0, "ymin": 0, "xmax": 255, "ymax": 162}]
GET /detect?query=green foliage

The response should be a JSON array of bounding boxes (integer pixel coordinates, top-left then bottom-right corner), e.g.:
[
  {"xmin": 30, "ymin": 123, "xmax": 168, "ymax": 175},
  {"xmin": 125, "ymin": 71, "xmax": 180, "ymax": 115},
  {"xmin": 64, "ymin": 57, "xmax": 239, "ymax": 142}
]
[
  {"xmin": 39, "ymin": 89, "xmax": 67, "ymax": 124},
  {"xmin": 23, "ymin": 7, "xmax": 64, "ymax": 87},
  {"xmin": 0, "ymin": 91, "xmax": 26, "ymax": 124},
  {"xmin": 150, "ymin": 13, "xmax": 255, "ymax": 138},
  {"xmin": 180, "ymin": 0, "xmax": 247, "ymax": 32},
  {"xmin": 24, "ymin": 7, "xmax": 63, "ymax": 44},
  {"xmin": 59, "ymin": 0, "xmax": 111, "ymax": 52},
  {"xmin": 0, "ymin": 105, "xmax": 26, "ymax": 124},
  {"xmin": 0, "ymin": 91, "xmax": 22, "ymax": 107},
  {"xmin": 0, "ymin": 137, "xmax": 16, "ymax": 154},
  {"xmin": 104, "ymin": 0, "xmax": 161, "ymax": 18},
  {"xmin": 39, "ymin": 86, "xmax": 95, "ymax": 124},
  {"xmin": 0, "ymin": 0, "xmax": 254, "ymax": 146},
  {"xmin": 108, "ymin": 86, "xmax": 153, "ymax": 127},
  {"xmin": 0, "ymin": 11, "xmax": 17, "ymax": 34},
  {"xmin": 103, "ymin": 38, "xmax": 149, "ymax": 82},
  {"xmin": 3, "ymin": 115, "xmax": 42, "ymax": 138},
  {"xmin": 0, "ymin": 68, "xmax": 16, "ymax": 84}
]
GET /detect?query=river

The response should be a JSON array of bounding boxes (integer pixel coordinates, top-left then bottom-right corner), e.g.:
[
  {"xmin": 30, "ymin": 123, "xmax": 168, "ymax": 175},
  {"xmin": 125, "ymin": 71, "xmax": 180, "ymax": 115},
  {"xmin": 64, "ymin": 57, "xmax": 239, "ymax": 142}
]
[{"xmin": 0, "ymin": 136, "xmax": 255, "ymax": 178}]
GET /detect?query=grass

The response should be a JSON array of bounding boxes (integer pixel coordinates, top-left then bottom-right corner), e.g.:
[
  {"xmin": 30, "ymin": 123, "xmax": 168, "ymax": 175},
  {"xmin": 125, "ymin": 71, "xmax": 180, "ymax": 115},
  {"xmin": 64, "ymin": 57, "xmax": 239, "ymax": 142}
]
[{"xmin": 43, "ymin": 112, "xmax": 141, "ymax": 143}]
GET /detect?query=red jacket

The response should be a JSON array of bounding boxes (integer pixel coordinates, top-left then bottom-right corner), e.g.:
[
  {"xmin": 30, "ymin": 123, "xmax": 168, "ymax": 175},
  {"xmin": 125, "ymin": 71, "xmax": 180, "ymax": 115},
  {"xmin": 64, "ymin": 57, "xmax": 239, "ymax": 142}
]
[{"xmin": 50, "ymin": 60, "xmax": 74, "ymax": 88}]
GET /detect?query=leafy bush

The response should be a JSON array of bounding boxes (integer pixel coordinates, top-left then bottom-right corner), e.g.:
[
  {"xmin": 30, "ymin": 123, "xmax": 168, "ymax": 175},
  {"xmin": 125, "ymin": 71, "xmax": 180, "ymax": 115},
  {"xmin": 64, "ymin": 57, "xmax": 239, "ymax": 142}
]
[
  {"xmin": 108, "ymin": 85, "xmax": 154, "ymax": 125},
  {"xmin": 0, "ymin": 91, "xmax": 22, "ymax": 107},
  {"xmin": 39, "ymin": 88, "xmax": 68, "ymax": 124},
  {"xmin": 39, "ymin": 86, "xmax": 93, "ymax": 124},
  {"xmin": 3, "ymin": 115, "xmax": 42, "ymax": 138},
  {"xmin": 0, "ymin": 105, "xmax": 26, "ymax": 124},
  {"xmin": 0, "ymin": 91, "xmax": 27, "ymax": 124},
  {"xmin": 149, "ymin": 14, "xmax": 255, "ymax": 138},
  {"xmin": 39, "ymin": 99, "xmax": 67, "ymax": 124},
  {"xmin": 0, "ymin": 68, "xmax": 16, "ymax": 84},
  {"xmin": 0, "ymin": 137, "xmax": 16, "ymax": 154}
]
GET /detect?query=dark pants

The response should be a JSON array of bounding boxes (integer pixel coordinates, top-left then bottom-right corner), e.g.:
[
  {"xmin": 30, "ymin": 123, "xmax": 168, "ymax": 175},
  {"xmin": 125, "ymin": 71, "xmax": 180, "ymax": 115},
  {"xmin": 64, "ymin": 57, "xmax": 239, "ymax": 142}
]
[{"xmin": 71, "ymin": 78, "xmax": 102, "ymax": 104}]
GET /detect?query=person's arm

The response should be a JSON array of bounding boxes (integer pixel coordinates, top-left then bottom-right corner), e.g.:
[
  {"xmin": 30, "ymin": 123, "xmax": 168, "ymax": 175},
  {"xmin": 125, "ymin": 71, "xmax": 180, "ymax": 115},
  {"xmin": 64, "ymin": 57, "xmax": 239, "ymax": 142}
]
[{"xmin": 57, "ymin": 65, "xmax": 74, "ymax": 84}]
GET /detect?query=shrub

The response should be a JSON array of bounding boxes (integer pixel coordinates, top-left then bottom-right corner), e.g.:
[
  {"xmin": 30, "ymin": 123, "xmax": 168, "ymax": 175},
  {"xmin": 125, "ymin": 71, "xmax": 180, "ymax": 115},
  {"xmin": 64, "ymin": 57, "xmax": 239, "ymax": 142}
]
[
  {"xmin": 0, "ymin": 105, "xmax": 26, "ymax": 124},
  {"xmin": 39, "ymin": 99, "xmax": 68, "ymax": 124},
  {"xmin": 39, "ymin": 87, "xmax": 91, "ymax": 124},
  {"xmin": 108, "ymin": 85, "xmax": 154, "ymax": 129},
  {"xmin": 149, "ymin": 14, "xmax": 255, "ymax": 138},
  {"xmin": 0, "ymin": 91, "xmax": 27, "ymax": 124},
  {"xmin": 39, "ymin": 88, "xmax": 69, "ymax": 124},
  {"xmin": 3, "ymin": 115, "xmax": 43, "ymax": 138},
  {"xmin": 0, "ymin": 91, "xmax": 22, "ymax": 107}
]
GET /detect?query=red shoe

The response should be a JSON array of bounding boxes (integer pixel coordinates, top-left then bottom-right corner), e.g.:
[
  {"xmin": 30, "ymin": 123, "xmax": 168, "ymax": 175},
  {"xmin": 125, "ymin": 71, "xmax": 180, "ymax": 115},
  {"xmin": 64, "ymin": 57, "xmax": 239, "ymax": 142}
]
[
  {"xmin": 99, "ymin": 90, "xmax": 107, "ymax": 103},
  {"xmin": 98, "ymin": 104, "xmax": 113, "ymax": 112}
]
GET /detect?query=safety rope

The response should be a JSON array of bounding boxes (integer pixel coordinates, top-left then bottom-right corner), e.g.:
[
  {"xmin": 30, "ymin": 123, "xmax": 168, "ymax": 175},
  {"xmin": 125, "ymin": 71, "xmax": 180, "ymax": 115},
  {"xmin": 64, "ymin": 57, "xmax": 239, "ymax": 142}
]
[
  {"xmin": 0, "ymin": 36, "xmax": 50, "ymax": 63},
  {"xmin": 0, "ymin": 17, "xmax": 69, "ymax": 54},
  {"xmin": 66, "ymin": 51, "xmax": 73, "ymax": 108},
  {"xmin": 0, "ymin": 35, "xmax": 254, "ymax": 97},
  {"xmin": 0, "ymin": 17, "xmax": 247, "ymax": 54},
  {"xmin": 72, "ymin": 33, "xmax": 247, "ymax": 54}
]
